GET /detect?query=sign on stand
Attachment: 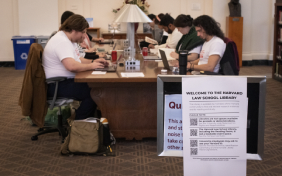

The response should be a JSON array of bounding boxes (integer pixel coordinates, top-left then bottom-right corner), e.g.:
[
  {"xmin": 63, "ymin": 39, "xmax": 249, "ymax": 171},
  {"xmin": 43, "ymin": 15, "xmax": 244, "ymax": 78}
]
[{"xmin": 182, "ymin": 77, "xmax": 248, "ymax": 176}]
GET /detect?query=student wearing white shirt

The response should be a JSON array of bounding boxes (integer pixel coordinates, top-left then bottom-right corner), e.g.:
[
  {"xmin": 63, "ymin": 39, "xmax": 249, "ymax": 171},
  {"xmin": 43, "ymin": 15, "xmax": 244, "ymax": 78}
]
[
  {"xmin": 148, "ymin": 14, "xmax": 182, "ymax": 49},
  {"xmin": 187, "ymin": 15, "xmax": 226, "ymax": 73},
  {"xmin": 43, "ymin": 14, "xmax": 108, "ymax": 120}
]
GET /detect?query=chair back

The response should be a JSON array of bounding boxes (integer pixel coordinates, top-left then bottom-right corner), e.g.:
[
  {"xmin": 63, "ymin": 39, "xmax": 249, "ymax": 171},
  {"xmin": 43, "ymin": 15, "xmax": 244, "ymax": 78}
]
[
  {"xmin": 219, "ymin": 38, "xmax": 239, "ymax": 75},
  {"xmin": 19, "ymin": 43, "xmax": 47, "ymax": 127}
]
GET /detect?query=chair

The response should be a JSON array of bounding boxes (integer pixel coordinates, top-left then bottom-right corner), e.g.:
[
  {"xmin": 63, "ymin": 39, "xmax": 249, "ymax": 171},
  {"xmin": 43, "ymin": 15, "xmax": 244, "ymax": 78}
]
[
  {"xmin": 19, "ymin": 43, "xmax": 73, "ymax": 143},
  {"xmin": 219, "ymin": 38, "xmax": 240, "ymax": 75},
  {"xmin": 31, "ymin": 77, "xmax": 74, "ymax": 143}
]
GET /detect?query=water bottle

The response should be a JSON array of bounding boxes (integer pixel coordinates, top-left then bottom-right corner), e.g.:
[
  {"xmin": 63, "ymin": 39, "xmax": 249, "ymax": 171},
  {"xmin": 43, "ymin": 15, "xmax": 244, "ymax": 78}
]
[{"xmin": 179, "ymin": 50, "xmax": 188, "ymax": 75}]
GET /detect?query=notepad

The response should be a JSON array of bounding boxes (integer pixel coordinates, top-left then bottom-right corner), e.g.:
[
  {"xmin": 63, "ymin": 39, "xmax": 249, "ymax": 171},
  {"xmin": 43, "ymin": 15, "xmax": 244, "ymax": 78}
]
[
  {"xmin": 150, "ymin": 48, "xmax": 176, "ymax": 60},
  {"xmin": 121, "ymin": 72, "xmax": 144, "ymax": 77},
  {"xmin": 158, "ymin": 48, "xmax": 176, "ymax": 60},
  {"xmin": 92, "ymin": 71, "xmax": 107, "ymax": 75},
  {"xmin": 145, "ymin": 36, "xmax": 158, "ymax": 44}
]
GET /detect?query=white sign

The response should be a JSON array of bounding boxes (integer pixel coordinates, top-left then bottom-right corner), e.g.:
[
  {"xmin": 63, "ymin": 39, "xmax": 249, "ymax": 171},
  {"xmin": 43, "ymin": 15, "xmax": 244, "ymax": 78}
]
[
  {"xmin": 182, "ymin": 76, "xmax": 248, "ymax": 176},
  {"xmin": 17, "ymin": 40, "xmax": 30, "ymax": 44},
  {"xmin": 163, "ymin": 95, "xmax": 183, "ymax": 155},
  {"xmin": 120, "ymin": 72, "xmax": 144, "ymax": 77}
]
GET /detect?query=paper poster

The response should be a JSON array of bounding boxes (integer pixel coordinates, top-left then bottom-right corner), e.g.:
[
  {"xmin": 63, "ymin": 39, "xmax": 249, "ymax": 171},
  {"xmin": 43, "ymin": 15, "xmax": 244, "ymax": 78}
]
[
  {"xmin": 163, "ymin": 95, "xmax": 183, "ymax": 154},
  {"xmin": 182, "ymin": 76, "xmax": 248, "ymax": 176}
]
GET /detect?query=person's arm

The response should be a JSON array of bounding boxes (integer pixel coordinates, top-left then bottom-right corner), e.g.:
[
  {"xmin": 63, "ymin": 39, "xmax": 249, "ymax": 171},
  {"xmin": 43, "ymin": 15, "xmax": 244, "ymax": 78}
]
[
  {"xmin": 191, "ymin": 59, "xmax": 200, "ymax": 65},
  {"xmin": 62, "ymin": 58, "xmax": 105, "ymax": 72},
  {"xmin": 80, "ymin": 57, "xmax": 92, "ymax": 64},
  {"xmin": 188, "ymin": 53, "xmax": 199, "ymax": 61},
  {"xmin": 85, "ymin": 47, "xmax": 96, "ymax": 53},
  {"xmin": 92, "ymin": 38, "xmax": 104, "ymax": 42},
  {"xmin": 188, "ymin": 45, "xmax": 202, "ymax": 61},
  {"xmin": 150, "ymin": 43, "xmax": 166, "ymax": 49},
  {"xmin": 80, "ymin": 57, "xmax": 108, "ymax": 64},
  {"xmin": 188, "ymin": 55, "xmax": 220, "ymax": 72}
]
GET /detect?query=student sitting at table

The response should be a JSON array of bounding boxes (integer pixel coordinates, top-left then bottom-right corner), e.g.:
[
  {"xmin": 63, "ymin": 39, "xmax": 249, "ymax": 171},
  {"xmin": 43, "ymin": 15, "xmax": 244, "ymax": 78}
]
[
  {"xmin": 140, "ymin": 14, "xmax": 163, "ymax": 49},
  {"xmin": 43, "ymin": 14, "xmax": 108, "ymax": 120},
  {"xmin": 156, "ymin": 13, "xmax": 169, "ymax": 45},
  {"xmin": 170, "ymin": 14, "xmax": 204, "ymax": 61},
  {"xmin": 187, "ymin": 15, "xmax": 226, "ymax": 73},
  {"xmin": 148, "ymin": 13, "xmax": 182, "ymax": 49}
]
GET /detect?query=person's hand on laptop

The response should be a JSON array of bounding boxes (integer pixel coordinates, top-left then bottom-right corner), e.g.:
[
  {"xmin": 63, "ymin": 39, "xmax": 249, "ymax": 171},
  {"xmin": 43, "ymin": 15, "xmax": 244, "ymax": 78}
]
[
  {"xmin": 91, "ymin": 61, "xmax": 105, "ymax": 69},
  {"xmin": 95, "ymin": 58, "xmax": 109, "ymax": 67},
  {"xmin": 170, "ymin": 52, "xmax": 179, "ymax": 59},
  {"xmin": 148, "ymin": 44, "xmax": 155, "ymax": 49}
]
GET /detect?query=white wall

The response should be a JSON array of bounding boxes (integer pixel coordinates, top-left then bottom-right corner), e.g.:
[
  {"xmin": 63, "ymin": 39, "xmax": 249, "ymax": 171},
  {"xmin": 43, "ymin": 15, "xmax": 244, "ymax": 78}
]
[
  {"xmin": 0, "ymin": 0, "xmax": 275, "ymax": 62},
  {"xmin": 18, "ymin": 0, "xmax": 58, "ymax": 35},
  {"xmin": 0, "ymin": 0, "xmax": 19, "ymax": 61},
  {"xmin": 213, "ymin": 0, "xmax": 274, "ymax": 61}
]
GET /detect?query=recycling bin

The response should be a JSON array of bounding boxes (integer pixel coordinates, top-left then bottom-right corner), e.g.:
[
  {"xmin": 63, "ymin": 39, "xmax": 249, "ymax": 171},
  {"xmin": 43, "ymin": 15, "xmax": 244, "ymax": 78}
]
[{"xmin": 11, "ymin": 36, "xmax": 36, "ymax": 70}]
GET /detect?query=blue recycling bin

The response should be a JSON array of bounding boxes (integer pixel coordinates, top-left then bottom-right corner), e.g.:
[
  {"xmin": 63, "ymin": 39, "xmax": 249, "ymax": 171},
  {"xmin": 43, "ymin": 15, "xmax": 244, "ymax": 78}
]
[{"xmin": 11, "ymin": 36, "xmax": 36, "ymax": 70}]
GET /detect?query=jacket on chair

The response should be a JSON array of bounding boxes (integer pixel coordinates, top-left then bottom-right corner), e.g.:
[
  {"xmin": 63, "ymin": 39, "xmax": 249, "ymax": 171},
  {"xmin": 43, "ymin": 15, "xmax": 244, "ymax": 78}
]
[{"xmin": 19, "ymin": 43, "xmax": 48, "ymax": 127}]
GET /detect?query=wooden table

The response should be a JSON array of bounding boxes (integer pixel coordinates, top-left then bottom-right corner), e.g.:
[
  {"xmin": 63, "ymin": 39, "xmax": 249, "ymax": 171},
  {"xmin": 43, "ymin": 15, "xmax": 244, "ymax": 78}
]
[
  {"xmin": 87, "ymin": 28, "xmax": 100, "ymax": 38},
  {"xmin": 75, "ymin": 42, "xmax": 179, "ymax": 140},
  {"xmin": 102, "ymin": 33, "xmax": 153, "ymax": 40}
]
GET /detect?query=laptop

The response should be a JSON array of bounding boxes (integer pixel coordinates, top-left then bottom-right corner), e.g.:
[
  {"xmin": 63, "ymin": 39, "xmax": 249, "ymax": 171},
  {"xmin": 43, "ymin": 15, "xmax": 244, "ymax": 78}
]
[
  {"xmin": 159, "ymin": 49, "xmax": 172, "ymax": 70},
  {"xmin": 94, "ymin": 53, "xmax": 123, "ymax": 72},
  {"xmin": 94, "ymin": 64, "xmax": 117, "ymax": 72}
]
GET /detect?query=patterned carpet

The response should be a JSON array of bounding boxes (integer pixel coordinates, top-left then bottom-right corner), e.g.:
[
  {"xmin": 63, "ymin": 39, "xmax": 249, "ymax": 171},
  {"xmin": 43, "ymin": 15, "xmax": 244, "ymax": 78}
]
[{"xmin": 0, "ymin": 66, "xmax": 281, "ymax": 176}]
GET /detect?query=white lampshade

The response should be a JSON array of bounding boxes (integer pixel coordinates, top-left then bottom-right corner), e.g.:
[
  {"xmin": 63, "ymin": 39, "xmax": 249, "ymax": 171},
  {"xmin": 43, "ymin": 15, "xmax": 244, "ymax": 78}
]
[{"xmin": 113, "ymin": 4, "xmax": 152, "ymax": 23}]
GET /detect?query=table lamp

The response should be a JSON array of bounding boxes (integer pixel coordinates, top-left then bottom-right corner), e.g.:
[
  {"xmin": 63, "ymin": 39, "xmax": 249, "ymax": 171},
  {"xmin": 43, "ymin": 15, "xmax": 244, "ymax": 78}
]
[{"xmin": 113, "ymin": 4, "xmax": 152, "ymax": 66}]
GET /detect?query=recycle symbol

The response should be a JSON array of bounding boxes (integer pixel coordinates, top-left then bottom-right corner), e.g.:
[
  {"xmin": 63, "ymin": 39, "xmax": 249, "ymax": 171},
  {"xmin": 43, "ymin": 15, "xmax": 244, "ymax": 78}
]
[{"xmin": 21, "ymin": 53, "xmax": 28, "ymax": 60}]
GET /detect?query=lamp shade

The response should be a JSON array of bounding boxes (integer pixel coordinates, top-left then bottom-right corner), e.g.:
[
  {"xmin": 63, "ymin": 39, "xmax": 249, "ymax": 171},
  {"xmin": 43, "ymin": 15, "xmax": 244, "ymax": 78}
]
[{"xmin": 113, "ymin": 4, "xmax": 152, "ymax": 23}]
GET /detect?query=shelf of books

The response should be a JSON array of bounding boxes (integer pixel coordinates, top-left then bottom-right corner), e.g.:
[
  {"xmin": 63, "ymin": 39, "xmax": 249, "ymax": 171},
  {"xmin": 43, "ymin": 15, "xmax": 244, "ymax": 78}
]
[{"xmin": 272, "ymin": 3, "xmax": 282, "ymax": 82}]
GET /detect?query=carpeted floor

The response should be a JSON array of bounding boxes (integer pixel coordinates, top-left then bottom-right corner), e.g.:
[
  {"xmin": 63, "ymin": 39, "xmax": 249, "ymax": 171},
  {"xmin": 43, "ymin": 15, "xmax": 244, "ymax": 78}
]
[{"xmin": 0, "ymin": 66, "xmax": 281, "ymax": 176}]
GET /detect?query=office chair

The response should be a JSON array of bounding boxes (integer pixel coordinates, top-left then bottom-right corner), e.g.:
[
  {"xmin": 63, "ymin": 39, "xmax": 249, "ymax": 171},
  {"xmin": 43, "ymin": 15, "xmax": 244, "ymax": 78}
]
[
  {"xmin": 20, "ymin": 43, "xmax": 73, "ymax": 143},
  {"xmin": 31, "ymin": 77, "xmax": 74, "ymax": 143}
]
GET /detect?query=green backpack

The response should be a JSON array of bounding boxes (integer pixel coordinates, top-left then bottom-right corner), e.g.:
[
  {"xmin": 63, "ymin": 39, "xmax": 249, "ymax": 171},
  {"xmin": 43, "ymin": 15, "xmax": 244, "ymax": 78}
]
[{"xmin": 25, "ymin": 105, "xmax": 71, "ymax": 126}]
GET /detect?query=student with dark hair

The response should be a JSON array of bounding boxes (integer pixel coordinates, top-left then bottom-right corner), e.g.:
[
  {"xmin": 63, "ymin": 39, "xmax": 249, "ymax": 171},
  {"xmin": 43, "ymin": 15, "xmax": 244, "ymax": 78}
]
[
  {"xmin": 147, "ymin": 14, "xmax": 163, "ymax": 44},
  {"xmin": 61, "ymin": 11, "xmax": 74, "ymax": 25},
  {"xmin": 187, "ymin": 15, "xmax": 226, "ymax": 73},
  {"xmin": 140, "ymin": 14, "xmax": 163, "ymax": 49},
  {"xmin": 156, "ymin": 13, "xmax": 168, "ymax": 44},
  {"xmin": 170, "ymin": 14, "xmax": 204, "ymax": 61},
  {"xmin": 43, "ymin": 14, "xmax": 108, "ymax": 120},
  {"xmin": 148, "ymin": 13, "xmax": 182, "ymax": 49}
]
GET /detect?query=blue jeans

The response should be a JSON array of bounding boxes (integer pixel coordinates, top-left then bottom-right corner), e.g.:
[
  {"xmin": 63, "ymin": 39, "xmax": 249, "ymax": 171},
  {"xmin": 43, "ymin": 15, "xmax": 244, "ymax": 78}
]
[{"xmin": 47, "ymin": 79, "xmax": 96, "ymax": 120}]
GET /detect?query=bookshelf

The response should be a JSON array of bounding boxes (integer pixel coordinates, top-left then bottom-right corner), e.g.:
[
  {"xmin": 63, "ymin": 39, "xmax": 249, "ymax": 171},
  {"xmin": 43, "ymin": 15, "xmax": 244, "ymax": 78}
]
[{"xmin": 273, "ymin": 2, "xmax": 282, "ymax": 82}]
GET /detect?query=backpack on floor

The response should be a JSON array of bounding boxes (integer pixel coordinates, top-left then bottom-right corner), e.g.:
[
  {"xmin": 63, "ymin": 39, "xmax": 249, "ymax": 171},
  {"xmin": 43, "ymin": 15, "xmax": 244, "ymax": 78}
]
[{"xmin": 61, "ymin": 118, "xmax": 115, "ymax": 156}]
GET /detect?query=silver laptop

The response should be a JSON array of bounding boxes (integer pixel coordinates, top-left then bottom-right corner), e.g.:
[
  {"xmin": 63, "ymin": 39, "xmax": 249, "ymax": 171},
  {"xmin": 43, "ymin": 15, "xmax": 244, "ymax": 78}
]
[
  {"xmin": 159, "ymin": 49, "xmax": 172, "ymax": 70},
  {"xmin": 94, "ymin": 65, "xmax": 116, "ymax": 72}
]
